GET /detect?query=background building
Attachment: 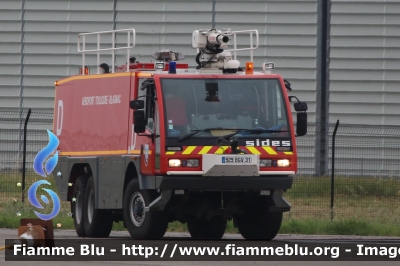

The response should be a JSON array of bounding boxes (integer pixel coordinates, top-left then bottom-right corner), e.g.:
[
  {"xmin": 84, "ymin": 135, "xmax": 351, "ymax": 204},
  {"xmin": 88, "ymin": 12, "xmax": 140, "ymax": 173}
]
[
  {"xmin": 1, "ymin": 0, "xmax": 399, "ymax": 176},
  {"xmin": 1, "ymin": 0, "xmax": 399, "ymax": 125}
]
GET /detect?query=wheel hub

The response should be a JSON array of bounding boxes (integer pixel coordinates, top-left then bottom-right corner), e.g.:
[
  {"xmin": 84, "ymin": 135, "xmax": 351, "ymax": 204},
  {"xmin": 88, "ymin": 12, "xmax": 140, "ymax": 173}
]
[
  {"xmin": 133, "ymin": 203, "xmax": 144, "ymax": 216},
  {"xmin": 129, "ymin": 192, "xmax": 146, "ymax": 227}
]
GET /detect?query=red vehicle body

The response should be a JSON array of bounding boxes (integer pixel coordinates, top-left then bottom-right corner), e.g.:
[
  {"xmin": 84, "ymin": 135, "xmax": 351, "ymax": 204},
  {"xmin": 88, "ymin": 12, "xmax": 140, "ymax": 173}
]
[{"xmin": 52, "ymin": 28, "xmax": 308, "ymax": 240}]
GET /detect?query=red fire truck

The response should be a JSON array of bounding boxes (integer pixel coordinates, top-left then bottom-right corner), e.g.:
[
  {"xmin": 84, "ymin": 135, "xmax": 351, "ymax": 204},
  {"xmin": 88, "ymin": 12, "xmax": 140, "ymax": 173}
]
[{"xmin": 52, "ymin": 28, "xmax": 308, "ymax": 240}]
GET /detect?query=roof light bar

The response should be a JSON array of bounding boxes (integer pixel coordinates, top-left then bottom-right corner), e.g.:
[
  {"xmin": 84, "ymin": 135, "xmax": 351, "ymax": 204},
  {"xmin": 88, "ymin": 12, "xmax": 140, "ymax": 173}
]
[{"xmin": 152, "ymin": 50, "xmax": 185, "ymax": 62}]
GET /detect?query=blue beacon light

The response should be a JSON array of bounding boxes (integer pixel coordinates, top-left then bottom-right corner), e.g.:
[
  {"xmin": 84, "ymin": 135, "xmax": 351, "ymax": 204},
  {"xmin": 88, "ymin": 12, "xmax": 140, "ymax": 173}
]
[{"xmin": 168, "ymin": 61, "xmax": 177, "ymax": 74}]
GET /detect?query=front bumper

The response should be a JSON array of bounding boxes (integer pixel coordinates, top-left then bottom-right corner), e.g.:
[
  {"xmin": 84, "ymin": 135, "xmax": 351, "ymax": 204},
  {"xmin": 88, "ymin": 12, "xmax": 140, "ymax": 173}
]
[{"xmin": 159, "ymin": 175, "xmax": 293, "ymax": 190}]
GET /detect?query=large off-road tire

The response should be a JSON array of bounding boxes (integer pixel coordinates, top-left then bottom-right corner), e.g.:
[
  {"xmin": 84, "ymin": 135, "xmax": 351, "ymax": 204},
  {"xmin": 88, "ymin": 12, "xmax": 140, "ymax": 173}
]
[
  {"xmin": 123, "ymin": 179, "xmax": 168, "ymax": 239},
  {"xmin": 187, "ymin": 216, "xmax": 227, "ymax": 239},
  {"xmin": 235, "ymin": 200, "xmax": 283, "ymax": 240},
  {"xmin": 83, "ymin": 176, "xmax": 114, "ymax": 237},
  {"xmin": 71, "ymin": 176, "xmax": 88, "ymax": 237}
]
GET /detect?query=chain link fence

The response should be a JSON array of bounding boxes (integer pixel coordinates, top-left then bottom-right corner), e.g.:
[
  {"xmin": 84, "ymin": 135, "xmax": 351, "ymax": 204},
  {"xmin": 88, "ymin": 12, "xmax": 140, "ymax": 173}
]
[
  {"xmin": 287, "ymin": 121, "xmax": 400, "ymax": 222},
  {"xmin": 0, "ymin": 109, "xmax": 55, "ymax": 202},
  {"xmin": 1, "ymin": 109, "xmax": 400, "ymax": 222}
]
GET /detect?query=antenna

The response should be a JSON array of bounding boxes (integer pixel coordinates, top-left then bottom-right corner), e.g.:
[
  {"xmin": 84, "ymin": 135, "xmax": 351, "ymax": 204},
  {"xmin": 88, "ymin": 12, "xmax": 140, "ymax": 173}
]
[{"xmin": 212, "ymin": 0, "xmax": 216, "ymax": 28}]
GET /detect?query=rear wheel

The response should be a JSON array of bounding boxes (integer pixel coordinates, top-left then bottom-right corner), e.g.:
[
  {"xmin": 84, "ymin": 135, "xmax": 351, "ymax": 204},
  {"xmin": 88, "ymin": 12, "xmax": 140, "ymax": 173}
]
[
  {"xmin": 187, "ymin": 216, "xmax": 227, "ymax": 239},
  {"xmin": 235, "ymin": 199, "xmax": 283, "ymax": 240},
  {"xmin": 123, "ymin": 179, "xmax": 168, "ymax": 239},
  {"xmin": 83, "ymin": 176, "xmax": 113, "ymax": 237},
  {"xmin": 72, "ymin": 176, "xmax": 88, "ymax": 237}
]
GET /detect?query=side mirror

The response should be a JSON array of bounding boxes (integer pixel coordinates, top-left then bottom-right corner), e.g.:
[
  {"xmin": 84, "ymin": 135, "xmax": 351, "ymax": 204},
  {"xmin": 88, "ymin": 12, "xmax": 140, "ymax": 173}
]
[
  {"xmin": 130, "ymin": 100, "xmax": 144, "ymax": 110},
  {"xmin": 134, "ymin": 110, "xmax": 146, "ymax": 133},
  {"xmin": 294, "ymin": 102, "xmax": 308, "ymax": 112},
  {"xmin": 296, "ymin": 112, "xmax": 307, "ymax": 136}
]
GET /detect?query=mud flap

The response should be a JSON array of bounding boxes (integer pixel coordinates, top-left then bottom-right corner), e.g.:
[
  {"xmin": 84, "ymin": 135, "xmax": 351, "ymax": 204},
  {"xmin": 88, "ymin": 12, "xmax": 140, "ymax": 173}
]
[{"xmin": 269, "ymin": 189, "xmax": 291, "ymax": 212}]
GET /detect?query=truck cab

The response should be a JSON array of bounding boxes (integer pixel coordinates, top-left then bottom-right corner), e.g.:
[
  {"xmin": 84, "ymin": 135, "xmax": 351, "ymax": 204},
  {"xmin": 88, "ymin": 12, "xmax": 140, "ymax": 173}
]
[{"xmin": 53, "ymin": 28, "xmax": 307, "ymax": 240}]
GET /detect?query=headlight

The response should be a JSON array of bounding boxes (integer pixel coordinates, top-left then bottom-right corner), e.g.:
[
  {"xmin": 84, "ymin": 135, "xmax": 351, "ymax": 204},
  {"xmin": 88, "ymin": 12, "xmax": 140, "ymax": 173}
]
[
  {"xmin": 187, "ymin": 159, "xmax": 199, "ymax": 167},
  {"xmin": 169, "ymin": 159, "xmax": 181, "ymax": 167},
  {"xmin": 277, "ymin": 159, "xmax": 290, "ymax": 167},
  {"xmin": 260, "ymin": 159, "xmax": 272, "ymax": 167}
]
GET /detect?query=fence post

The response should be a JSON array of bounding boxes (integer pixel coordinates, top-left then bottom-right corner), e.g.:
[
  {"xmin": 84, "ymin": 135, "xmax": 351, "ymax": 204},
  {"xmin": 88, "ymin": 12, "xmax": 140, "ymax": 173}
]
[
  {"xmin": 22, "ymin": 108, "xmax": 31, "ymax": 203},
  {"xmin": 330, "ymin": 119, "xmax": 339, "ymax": 220}
]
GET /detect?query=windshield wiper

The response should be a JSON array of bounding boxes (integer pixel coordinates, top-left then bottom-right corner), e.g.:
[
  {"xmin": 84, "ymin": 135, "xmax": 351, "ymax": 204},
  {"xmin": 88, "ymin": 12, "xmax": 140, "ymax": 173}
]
[
  {"xmin": 218, "ymin": 128, "xmax": 288, "ymax": 141},
  {"xmin": 178, "ymin": 127, "xmax": 239, "ymax": 141}
]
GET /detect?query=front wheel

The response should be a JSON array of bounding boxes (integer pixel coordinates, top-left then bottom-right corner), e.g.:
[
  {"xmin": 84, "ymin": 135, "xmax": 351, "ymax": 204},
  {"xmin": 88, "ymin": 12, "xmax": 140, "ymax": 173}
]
[
  {"xmin": 235, "ymin": 199, "xmax": 283, "ymax": 240},
  {"xmin": 187, "ymin": 216, "xmax": 227, "ymax": 239},
  {"xmin": 83, "ymin": 176, "xmax": 114, "ymax": 237},
  {"xmin": 123, "ymin": 179, "xmax": 168, "ymax": 239}
]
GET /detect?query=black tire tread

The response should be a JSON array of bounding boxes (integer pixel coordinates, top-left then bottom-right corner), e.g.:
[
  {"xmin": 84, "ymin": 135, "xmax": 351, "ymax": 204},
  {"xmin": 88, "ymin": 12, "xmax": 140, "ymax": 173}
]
[
  {"xmin": 187, "ymin": 216, "xmax": 227, "ymax": 239},
  {"xmin": 235, "ymin": 199, "xmax": 283, "ymax": 240},
  {"xmin": 72, "ymin": 175, "xmax": 88, "ymax": 237},
  {"xmin": 123, "ymin": 179, "xmax": 168, "ymax": 240},
  {"xmin": 83, "ymin": 176, "xmax": 113, "ymax": 238}
]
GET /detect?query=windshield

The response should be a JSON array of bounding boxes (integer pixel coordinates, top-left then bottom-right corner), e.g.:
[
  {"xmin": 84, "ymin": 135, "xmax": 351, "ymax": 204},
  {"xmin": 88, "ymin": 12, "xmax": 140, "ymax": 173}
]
[{"xmin": 161, "ymin": 78, "xmax": 289, "ymax": 139}]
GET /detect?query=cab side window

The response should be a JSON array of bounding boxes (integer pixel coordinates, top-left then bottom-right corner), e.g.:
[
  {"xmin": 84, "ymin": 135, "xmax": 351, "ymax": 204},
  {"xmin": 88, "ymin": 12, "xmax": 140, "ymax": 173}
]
[
  {"xmin": 138, "ymin": 78, "xmax": 155, "ymax": 132},
  {"xmin": 145, "ymin": 86, "xmax": 155, "ymax": 131}
]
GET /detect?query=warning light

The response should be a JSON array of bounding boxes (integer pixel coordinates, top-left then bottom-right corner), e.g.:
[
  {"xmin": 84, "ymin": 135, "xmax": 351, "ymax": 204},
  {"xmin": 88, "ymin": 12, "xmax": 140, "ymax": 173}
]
[
  {"xmin": 245, "ymin": 62, "xmax": 254, "ymax": 74},
  {"xmin": 168, "ymin": 61, "xmax": 177, "ymax": 74},
  {"xmin": 155, "ymin": 62, "xmax": 165, "ymax": 70},
  {"xmin": 79, "ymin": 66, "xmax": 89, "ymax": 75}
]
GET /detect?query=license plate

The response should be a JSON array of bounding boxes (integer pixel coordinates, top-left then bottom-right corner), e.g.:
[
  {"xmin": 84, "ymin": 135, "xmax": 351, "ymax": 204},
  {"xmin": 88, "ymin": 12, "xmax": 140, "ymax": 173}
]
[{"xmin": 222, "ymin": 156, "xmax": 252, "ymax": 163}]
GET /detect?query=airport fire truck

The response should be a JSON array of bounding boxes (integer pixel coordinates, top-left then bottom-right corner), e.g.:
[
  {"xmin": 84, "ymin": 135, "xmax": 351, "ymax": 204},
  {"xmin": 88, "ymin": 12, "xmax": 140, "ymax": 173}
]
[{"xmin": 52, "ymin": 28, "xmax": 308, "ymax": 240}]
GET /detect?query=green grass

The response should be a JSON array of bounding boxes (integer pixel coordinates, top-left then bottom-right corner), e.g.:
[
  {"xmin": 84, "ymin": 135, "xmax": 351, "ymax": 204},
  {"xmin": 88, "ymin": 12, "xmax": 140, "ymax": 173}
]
[
  {"xmin": 280, "ymin": 218, "xmax": 400, "ymax": 236},
  {"xmin": 288, "ymin": 175, "xmax": 400, "ymax": 198},
  {"xmin": 1, "ymin": 173, "xmax": 400, "ymax": 236}
]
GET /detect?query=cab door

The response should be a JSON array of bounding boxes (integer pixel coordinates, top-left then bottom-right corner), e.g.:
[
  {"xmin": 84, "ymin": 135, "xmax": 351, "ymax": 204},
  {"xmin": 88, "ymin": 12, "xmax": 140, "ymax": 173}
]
[{"xmin": 138, "ymin": 78, "xmax": 157, "ymax": 175}]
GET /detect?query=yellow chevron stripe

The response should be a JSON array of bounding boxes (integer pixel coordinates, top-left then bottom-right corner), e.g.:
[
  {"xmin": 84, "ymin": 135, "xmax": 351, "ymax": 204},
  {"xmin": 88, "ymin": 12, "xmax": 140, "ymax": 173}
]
[
  {"xmin": 198, "ymin": 146, "xmax": 212, "ymax": 154},
  {"xmin": 215, "ymin": 146, "xmax": 229, "ymax": 154},
  {"xmin": 247, "ymin": 147, "xmax": 261, "ymax": 154},
  {"xmin": 166, "ymin": 151, "xmax": 176, "ymax": 155},
  {"xmin": 284, "ymin": 152, "xmax": 293, "ymax": 155},
  {"xmin": 263, "ymin": 147, "xmax": 277, "ymax": 155},
  {"xmin": 182, "ymin": 146, "xmax": 197, "ymax": 154}
]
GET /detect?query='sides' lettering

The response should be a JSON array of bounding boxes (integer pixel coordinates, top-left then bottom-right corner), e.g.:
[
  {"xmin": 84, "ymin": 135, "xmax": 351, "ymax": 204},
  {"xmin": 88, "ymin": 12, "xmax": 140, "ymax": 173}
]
[
  {"xmin": 245, "ymin": 139, "xmax": 291, "ymax": 147},
  {"xmin": 80, "ymin": 244, "xmax": 104, "ymax": 256}
]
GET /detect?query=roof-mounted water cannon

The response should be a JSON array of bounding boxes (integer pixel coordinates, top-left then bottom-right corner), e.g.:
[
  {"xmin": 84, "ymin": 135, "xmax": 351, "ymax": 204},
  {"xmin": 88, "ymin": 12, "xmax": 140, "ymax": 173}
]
[
  {"xmin": 192, "ymin": 28, "xmax": 259, "ymax": 73},
  {"xmin": 192, "ymin": 28, "xmax": 231, "ymax": 50},
  {"xmin": 192, "ymin": 28, "xmax": 235, "ymax": 72}
]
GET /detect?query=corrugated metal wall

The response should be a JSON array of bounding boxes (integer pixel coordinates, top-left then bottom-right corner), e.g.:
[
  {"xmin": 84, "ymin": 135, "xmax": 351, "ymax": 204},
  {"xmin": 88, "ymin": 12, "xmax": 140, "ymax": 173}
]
[
  {"xmin": 0, "ymin": 0, "xmax": 23, "ymax": 110},
  {"xmin": 330, "ymin": 0, "xmax": 400, "ymax": 125},
  {"xmin": 2, "ymin": 0, "xmax": 399, "ymax": 123},
  {"xmin": 1, "ymin": 0, "xmax": 399, "ymax": 176},
  {"xmin": 0, "ymin": 0, "xmax": 318, "ymax": 121},
  {"xmin": 328, "ymin": 0, "xmax": 400, "ymax": 177}
]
